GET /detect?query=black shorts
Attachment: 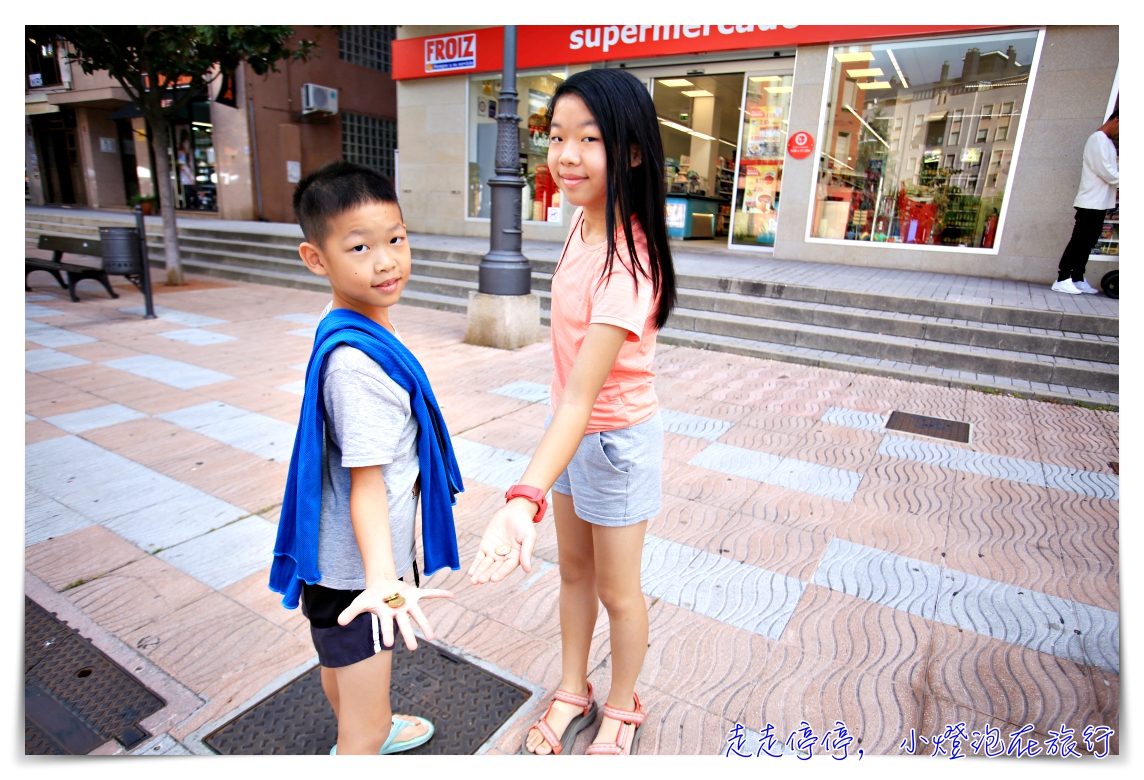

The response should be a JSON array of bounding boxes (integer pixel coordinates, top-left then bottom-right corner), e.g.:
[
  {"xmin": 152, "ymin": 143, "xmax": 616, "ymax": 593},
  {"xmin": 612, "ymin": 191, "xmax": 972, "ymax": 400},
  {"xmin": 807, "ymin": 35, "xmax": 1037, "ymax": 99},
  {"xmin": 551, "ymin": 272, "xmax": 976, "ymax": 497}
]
[{"xmin": 302, "ymin": 583, "xmax": 396, "ymax": 669}]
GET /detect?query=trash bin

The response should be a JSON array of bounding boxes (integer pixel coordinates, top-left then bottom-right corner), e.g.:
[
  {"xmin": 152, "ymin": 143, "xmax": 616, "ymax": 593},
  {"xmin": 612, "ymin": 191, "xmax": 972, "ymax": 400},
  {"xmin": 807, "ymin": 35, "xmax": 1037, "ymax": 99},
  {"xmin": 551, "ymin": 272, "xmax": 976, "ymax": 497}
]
[{"xmin": 99, "ymin": 227, "xmax": 142, "ymax": 275}]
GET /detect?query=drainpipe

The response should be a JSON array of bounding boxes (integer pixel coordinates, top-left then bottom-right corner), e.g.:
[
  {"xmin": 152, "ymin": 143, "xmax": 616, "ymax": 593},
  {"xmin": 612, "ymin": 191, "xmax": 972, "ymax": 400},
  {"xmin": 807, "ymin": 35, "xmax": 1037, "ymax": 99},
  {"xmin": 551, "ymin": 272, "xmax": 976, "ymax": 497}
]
[{"xmin": 248, "ymin": 96, "xmax": 264, "ymax": 220}]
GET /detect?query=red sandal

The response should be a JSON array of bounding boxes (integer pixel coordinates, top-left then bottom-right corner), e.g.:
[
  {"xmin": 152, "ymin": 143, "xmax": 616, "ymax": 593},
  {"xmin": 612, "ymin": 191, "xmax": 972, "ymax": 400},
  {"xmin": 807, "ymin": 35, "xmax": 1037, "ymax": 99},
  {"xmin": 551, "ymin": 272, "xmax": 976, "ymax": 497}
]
[
  {"xmin": 521, "ymin": 682, "xmax": 598, "ymax": 755},
  {"xmin": 585, "ymin": 691, "xmax": 646, "ymax": 755}
]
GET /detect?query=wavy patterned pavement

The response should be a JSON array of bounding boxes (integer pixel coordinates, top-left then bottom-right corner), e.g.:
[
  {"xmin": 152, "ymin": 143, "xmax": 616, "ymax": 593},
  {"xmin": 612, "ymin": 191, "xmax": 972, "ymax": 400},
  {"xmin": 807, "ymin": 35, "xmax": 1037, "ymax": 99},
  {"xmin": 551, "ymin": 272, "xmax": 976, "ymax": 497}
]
[{"xmin": 24, "ymin": 277, "xmax": 1118, "ymax": 756}]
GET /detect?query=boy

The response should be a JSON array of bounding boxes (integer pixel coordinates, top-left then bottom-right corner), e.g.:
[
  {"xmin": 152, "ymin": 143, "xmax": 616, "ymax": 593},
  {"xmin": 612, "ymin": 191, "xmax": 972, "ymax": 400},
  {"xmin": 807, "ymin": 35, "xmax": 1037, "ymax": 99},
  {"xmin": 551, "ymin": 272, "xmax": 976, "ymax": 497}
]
[{"xmin": 269, "ymin": 161, "xmax": 464, "ymax": 755}]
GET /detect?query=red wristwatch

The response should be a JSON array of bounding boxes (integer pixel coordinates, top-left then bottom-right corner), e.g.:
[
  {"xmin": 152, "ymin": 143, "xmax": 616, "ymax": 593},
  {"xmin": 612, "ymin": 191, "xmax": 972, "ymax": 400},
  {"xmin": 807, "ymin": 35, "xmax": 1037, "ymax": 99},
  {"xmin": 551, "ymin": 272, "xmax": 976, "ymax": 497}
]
[{"xmin": 505, "ymin": 485, "xmax": 548, "ymax": 524}]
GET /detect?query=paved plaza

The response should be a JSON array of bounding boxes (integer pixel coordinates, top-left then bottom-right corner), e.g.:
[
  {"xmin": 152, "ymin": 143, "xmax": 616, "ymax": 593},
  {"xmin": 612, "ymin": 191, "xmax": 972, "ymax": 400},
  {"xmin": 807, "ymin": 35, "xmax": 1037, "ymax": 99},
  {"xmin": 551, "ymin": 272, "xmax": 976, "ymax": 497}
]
[{"xmin": 24, "ymin": 271, "xmax": 1119, "ymax": 757}]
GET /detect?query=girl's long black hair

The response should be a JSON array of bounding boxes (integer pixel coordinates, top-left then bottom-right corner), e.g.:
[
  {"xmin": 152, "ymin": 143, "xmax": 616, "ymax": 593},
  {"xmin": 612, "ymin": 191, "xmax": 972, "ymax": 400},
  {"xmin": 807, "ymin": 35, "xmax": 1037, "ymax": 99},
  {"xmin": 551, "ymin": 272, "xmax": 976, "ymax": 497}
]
[{"xmin": 549, "ymin": 69, "xmax": 677, "ymax": 330}]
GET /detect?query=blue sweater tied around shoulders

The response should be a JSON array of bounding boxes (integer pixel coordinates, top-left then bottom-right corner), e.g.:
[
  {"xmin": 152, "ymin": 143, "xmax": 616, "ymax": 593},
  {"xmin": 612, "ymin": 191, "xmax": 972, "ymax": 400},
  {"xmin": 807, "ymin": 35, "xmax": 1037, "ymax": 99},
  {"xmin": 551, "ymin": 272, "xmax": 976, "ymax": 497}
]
[{"xmin": 269, "ymin": 308, "xmax": 463, "ymax": 609}]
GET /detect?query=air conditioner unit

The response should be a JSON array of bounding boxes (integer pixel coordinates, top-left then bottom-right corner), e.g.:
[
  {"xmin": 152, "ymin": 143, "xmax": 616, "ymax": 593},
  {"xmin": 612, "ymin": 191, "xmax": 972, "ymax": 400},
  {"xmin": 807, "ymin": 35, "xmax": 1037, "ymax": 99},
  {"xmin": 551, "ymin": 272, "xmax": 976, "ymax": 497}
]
[{"xmin": 302, "ymin": 83, "xmax": 338, "ymax": 116}]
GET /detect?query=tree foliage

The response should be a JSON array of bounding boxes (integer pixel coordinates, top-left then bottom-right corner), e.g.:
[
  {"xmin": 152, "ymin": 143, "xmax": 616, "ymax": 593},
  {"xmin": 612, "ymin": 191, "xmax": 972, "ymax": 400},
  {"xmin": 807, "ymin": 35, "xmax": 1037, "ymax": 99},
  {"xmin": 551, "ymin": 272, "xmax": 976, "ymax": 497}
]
[{"xmin": 28, "ymin": 26, "xmax": 315, "ymax": 284}]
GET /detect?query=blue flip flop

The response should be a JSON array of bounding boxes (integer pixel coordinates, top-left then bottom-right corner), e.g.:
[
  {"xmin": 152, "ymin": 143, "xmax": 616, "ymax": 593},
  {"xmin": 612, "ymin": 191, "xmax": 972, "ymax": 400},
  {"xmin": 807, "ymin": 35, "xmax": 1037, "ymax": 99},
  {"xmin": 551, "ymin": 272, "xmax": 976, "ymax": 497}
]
[
  {"xmin": 330, "ymin": 716, "xmax": 435, "ymax": 755},
  {"xmin": 381, "ymin": 716, "xmax": 435, "ymax": 754}
]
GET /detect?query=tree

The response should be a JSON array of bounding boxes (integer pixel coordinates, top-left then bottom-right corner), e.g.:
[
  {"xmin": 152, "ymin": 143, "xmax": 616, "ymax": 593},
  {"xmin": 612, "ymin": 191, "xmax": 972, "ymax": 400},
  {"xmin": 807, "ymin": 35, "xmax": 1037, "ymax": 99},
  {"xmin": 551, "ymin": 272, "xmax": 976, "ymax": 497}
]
[{"xmin": 32, "ymin": 26, "xmax": 314, "ymax": 285}]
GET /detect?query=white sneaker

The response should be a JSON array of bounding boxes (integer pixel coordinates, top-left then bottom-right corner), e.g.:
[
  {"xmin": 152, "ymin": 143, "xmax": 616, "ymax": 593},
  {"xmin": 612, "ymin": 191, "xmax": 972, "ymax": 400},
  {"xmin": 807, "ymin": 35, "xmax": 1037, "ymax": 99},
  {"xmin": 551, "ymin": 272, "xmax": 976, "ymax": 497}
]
[
  {"xmin": 1073, "ymin": 279, "xmax": 1100, "ymax": 294},
  {"xmin": 1051, "ymin": 279, "xmax": 1083, "ymax": 295}
]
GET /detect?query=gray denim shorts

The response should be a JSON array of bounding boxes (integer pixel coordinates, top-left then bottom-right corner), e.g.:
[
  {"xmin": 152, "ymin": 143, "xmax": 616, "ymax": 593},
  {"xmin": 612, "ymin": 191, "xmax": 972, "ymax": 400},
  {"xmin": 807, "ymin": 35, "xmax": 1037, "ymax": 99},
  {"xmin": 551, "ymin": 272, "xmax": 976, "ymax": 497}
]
[{"xmin": 549, "ymin": 412, "xmax": 663, "ymax": 527}]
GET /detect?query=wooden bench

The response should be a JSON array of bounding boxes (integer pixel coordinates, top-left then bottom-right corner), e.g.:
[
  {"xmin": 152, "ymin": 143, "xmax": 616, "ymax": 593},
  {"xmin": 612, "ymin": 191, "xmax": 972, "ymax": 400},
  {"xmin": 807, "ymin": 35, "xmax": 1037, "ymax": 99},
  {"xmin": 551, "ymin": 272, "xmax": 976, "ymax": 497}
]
[{"xmin": 26, "ymin": 235, "xmax": 130, "ymax": 302}]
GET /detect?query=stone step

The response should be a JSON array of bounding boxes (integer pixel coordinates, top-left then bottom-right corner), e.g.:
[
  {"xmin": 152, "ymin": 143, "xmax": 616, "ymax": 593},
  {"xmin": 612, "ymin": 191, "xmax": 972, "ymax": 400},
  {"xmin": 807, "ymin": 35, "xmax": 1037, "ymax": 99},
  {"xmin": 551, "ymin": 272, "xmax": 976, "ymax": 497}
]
[
  {"xmin": 25, "ymin": 212, "xmax": 1118, "ymax": 401},
  {"xmin": 676, "ymin": 288, "xmax": 1118, "ymax": 363},
  {"xmin": 656, "ymin": 327, "xmax": 1118, "ymax": 409},
  {"xmin": 28, "ymin": 216, "xmax": 1117, "ymax": 338},
  {"xmin": 667, "ymin": 307, "xmax": 1117, "ymax": 393}
]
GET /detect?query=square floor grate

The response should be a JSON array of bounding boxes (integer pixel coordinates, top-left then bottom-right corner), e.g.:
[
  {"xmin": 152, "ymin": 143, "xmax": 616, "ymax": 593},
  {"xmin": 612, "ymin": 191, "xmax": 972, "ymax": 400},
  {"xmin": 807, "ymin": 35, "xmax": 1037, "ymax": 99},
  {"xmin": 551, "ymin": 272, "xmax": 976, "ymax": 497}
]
[
  {"xmin": 25, "ymin": 597, "xmax": 165, "ymax": 755},
  {"xmin": 885, "ymin": 411, "xmax": 971, "ymax": 443},
  {"xmin": 203, "ymin": 639, "xmax": 530, "ymax": 755}
]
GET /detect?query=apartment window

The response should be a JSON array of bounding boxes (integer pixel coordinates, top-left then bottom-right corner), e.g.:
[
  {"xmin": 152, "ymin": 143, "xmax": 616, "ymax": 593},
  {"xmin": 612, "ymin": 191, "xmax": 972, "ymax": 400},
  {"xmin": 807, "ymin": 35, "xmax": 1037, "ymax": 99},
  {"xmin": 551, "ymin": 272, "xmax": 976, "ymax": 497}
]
[
  {"xmin": 1001, "ymin": 101, "xmax": 1014, "ymax": 115},
  {"xmin": 981, "ymin": 104, "xmax": 993, "ymax": 119},
  {"xmin": 995, "ymin": 123, "xmax": 1009, "ymax": 142},
  {"xmin": 976, "ymin": 128, "xmax": 988, "ymax": 142},
  {"xmin": 945, "ymin": 154, "xmax": 955, "ymax": 169},
  {"xmin": 949, "ymin": 109, "xmax": 963, "ymax": 145},
  {"xmin": 911, "ymin": 114, "xmax": 924, "ymax": 148},
  {"xmin": 339, "ymin": 25, "xmax": 396, "ymax": 73},
  {"xmin": 26, "ymin": 37, "xmax": 62, "ymax": 87},
  {"xmin": 342, "ymin": 113, "xmax": 396, "ymax": 179}
]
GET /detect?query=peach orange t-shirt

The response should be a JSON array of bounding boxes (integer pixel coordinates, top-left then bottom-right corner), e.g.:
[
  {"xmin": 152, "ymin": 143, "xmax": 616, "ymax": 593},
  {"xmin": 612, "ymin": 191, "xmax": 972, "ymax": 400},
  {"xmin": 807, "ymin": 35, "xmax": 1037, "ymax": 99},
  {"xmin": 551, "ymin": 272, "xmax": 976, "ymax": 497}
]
[{"xmin": 549, "ymin": 208, "xmax": 660, "ymax": 433}]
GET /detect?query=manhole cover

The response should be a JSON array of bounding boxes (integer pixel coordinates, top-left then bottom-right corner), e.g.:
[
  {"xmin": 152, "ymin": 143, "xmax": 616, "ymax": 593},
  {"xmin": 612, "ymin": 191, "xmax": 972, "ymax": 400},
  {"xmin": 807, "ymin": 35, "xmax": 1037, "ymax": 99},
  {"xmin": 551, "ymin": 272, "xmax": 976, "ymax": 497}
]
[
  {"xmin": 885, "ymin": 411, "xmax": 971, "ymax": 443},
  {"xmin": 203, "ymin": 640, "xmax": 529, "ymax": 755},
  {"xmin": 24, "ymin": 597, "xmax": 165, "ymax": 754}
]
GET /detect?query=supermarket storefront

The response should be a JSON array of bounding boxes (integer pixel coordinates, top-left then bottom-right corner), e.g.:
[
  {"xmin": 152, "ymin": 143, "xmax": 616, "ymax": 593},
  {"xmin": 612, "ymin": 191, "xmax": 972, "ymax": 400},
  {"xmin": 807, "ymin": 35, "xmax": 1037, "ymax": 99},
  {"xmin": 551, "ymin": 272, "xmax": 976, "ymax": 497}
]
[{"xmin": 392, "ymin": 25, "xmax": 1117, "ymax": 282}]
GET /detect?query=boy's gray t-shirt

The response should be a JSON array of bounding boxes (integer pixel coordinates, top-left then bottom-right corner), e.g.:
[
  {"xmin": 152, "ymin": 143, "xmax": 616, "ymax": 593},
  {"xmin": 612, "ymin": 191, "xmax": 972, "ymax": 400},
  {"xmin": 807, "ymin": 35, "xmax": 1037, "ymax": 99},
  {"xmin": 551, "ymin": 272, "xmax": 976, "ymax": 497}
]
[{"xmin": 319, "ymin": 343, "xmax": 420, "ymax": 590}]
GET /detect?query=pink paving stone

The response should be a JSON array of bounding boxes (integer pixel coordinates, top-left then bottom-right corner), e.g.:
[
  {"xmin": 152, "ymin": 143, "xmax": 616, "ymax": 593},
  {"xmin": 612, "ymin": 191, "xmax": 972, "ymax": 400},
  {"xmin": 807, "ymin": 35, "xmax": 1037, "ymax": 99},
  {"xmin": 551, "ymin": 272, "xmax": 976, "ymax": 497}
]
[
  {"xmin": 25, "ymin": 419, "xmax": 68, "ymax": 445},
  {"xmin": 64, "ymin": 554, "xmax": 213, "ymax": 636},
  {"xmin": 780, "ymin": 584, "xmax": 932, "ymax": 692},
  {"xmin": 222, "ymin": 568, "xmax": 311, "ymax": 641},
  {"xmin": 925, "ymin": 621, "xmax": 1099, "ymax": 738},
  {"xmin": 27, "ymin": 525, "xmax": 147, "ymax": 592},
  {"xmin": 739, "ymin": 639, "xmax": 922, "ymax": 756}
]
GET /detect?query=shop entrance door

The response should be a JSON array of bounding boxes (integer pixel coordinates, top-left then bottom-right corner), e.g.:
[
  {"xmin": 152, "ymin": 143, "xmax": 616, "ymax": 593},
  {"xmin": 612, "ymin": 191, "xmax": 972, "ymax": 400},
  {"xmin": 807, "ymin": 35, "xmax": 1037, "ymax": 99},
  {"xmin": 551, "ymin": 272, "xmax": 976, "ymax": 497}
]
[
  {"xmin": 618, "ymin": 58, "xmax": 795, "ymax": 248},
  {"xmin": 729, "ymin": 67, "xmax": 794, "ymax": 249}
]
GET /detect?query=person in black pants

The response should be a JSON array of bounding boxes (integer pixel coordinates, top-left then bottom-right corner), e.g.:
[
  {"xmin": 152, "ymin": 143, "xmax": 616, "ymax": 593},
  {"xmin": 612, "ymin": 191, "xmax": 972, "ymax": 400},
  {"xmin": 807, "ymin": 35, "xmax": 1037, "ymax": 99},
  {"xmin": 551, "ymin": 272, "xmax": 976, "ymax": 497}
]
[{"xmin": 1053, "ymin": 110, "xmax": 1118, "ymax": 295}]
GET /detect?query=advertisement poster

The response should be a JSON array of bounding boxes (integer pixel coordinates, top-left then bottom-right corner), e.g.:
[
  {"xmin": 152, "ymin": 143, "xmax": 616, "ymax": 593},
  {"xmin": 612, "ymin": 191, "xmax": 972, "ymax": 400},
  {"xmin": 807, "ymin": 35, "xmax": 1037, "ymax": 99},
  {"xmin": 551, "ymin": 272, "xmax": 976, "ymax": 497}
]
[
  {"xmin": 744, "ymin": 105, "xmax": 783, "ymax": 160},
  {"xmin": 741, "ymin": 165, "xmax": 779, "ymax": 213}
]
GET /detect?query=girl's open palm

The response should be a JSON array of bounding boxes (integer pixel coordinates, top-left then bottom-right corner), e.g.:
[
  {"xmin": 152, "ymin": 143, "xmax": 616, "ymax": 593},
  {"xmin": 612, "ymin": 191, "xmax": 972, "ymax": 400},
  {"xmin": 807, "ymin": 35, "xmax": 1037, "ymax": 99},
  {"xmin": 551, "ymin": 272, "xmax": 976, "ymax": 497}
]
[
  {"xmin": 337, "ymin": 581, "xmax": 453, "ymax": 650},
  {"xmin": 468, "ymin": 501, "xmax": 537, "ymax": 585}
]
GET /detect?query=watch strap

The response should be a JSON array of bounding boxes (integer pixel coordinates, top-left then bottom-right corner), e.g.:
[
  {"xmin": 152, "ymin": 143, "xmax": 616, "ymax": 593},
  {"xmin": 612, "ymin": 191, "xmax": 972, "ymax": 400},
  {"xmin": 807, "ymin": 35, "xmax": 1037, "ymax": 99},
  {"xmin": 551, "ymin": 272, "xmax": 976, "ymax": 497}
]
[{"xmin": 505, "ymin": 485, "xmax": 548, "ymax": 524}]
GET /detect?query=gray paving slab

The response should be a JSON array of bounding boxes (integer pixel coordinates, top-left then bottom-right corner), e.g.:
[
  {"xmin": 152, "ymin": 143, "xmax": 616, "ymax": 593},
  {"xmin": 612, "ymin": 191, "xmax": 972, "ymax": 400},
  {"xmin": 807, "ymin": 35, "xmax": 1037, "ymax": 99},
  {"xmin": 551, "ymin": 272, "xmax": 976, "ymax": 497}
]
[
  {"xmin": 691, "ymin": 442, "xmax": 863, "ymax": 503},
  {"xmin": 490, "ymin": 381, "xmax": 551, "ymax": 405},
  {"xmin": 820, "ymin": 406, "xmax": 885, "ymax": 432},
  {"xmin": 877, "ymin": 434, "xmax": 1118, "ymax": 500},
  {"xmin": 25, "ymin": 485, "xmax": 94, "ymax": 547},
  {"xmin": 276, "ymin": 380, "xmax": 305, "ymax": 396},
  {"xmin": 659, "ymin": 408, "xmax": 735, "ymax": 441},
  {"xmin": 276, "ymin": 313, "xmax": 322, "ymax": 325},
  {"xmin": 157, "ymin": 402, "xmax": 297, "ymax": 463},
  {"xmin": 25, "ymin": 435, "xmax": 248, "ymax": 553},
  {"xmin": 25, "ymin": 348, "xmax": 91, "ymax": 373},
  {"xmin": 25, "ymin": 320, "xmax": 98, "ymax": 348},
  {"xmin": 641, "ymin": 535, "xmax": 806, "ymax": 641},
  {"xmin": 44, "ymin": 403, "xmax": 147, "ymax": 434},
  {"xmin": 26, "ymin": 303, "xmax": 64, "ymax": 318},
  {"xmin": 156, "ymin": 516, "xmax": 278, "ymax": 590},
  {"xmin": 103, "ymin": 355, "xmax": 233, "ymax": 390},
  {"xmin": 120, "ymin": 305, "xmax": 227, "ymax": 328},
  {"xmin": 815, "ymin": 538, "xmax": 1119, "ymax": 674},
  {"xmin": 157, "ymin": 328, "xmax": 238, "ymax": 346},
  {"xmin": 450, "ymin": 437, "xmax": 531, "ymax": 492}
]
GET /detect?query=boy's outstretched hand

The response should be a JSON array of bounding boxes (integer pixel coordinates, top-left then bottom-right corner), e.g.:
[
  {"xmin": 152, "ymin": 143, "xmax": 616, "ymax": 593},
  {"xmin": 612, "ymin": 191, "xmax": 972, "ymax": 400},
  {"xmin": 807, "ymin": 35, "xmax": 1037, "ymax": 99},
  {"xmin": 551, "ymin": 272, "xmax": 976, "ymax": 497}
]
[
  {"xmin": 337, "ymin": 580, "xmax": 453, "ymax": 651},
  {"xmin": 468, "ymin": 497, "xmax": 538, "ymax": 585}
]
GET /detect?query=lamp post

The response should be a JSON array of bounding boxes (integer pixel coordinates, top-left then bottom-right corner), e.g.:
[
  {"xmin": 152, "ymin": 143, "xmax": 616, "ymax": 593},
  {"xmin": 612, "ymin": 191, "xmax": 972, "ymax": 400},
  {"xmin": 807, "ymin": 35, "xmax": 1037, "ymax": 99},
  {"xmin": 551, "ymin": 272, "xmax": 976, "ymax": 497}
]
[
  {"xmin": 464, "ymin": 25, "xmax": 541, "ymax": 349},
  {"xmin": 480, "ymin": 25, "xmax": 531, "ymax": 295}
]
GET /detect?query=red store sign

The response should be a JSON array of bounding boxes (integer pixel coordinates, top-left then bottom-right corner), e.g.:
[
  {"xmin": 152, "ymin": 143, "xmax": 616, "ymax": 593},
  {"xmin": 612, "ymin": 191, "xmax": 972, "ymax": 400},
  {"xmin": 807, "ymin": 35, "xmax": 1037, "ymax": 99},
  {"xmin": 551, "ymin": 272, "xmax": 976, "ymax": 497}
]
[{"xmin": 393, "ymin": 24, "xmax": 1006, "ymax": 81}]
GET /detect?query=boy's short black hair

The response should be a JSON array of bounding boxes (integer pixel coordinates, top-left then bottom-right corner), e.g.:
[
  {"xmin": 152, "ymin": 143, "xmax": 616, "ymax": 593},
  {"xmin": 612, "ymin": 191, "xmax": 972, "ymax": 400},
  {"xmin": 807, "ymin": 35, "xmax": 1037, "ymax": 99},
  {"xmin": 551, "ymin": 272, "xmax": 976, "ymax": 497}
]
[{"xmin": 292, "ymin": 161, "xmax": 400, "ymax": 248}]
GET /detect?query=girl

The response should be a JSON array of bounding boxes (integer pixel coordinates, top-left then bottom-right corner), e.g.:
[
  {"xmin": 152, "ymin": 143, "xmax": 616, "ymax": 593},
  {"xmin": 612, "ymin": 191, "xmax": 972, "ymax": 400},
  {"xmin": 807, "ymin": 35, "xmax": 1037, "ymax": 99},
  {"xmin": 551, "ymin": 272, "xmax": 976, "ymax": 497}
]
[{"xmin": 467, "ymin": 69, "xmax": 676, "ymax": 756}]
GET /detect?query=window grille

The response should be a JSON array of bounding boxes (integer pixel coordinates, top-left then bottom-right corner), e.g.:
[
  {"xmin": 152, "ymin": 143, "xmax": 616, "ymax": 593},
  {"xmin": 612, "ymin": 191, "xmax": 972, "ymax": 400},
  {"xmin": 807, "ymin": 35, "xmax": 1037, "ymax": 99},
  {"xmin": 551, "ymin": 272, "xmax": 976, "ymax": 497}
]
[
  {"xmin": 342, "ymin": 112, "xmax": 397, "ymax": 179},
  {"xmin": 339, "ymin": 26, "xmax": 396, "ymax": 73}
]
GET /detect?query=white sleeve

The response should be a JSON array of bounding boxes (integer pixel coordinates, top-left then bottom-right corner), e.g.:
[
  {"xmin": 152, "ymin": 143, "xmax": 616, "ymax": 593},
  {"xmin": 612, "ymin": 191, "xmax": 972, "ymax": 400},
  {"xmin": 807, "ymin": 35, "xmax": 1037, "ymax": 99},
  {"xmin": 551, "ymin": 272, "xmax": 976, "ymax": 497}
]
[{"xmin": 1087, "ymin": 135, "xmax": 1119, "ymax": 187}]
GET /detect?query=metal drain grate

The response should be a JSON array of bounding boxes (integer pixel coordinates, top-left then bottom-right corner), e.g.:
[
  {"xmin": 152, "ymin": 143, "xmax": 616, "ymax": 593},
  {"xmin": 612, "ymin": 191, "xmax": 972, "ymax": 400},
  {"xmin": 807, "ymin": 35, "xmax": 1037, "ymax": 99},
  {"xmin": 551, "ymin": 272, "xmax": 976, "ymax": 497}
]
[
  {"xmin": 24, "ymin": 597, "xmax": 165, "ymax": 754},
  {"xmin": 204, "ymin": 639, "xmax": 530, "ymax": 755},
  {"xmin": 885, "ymin": 411, "xmax": 971, "ymax": 443}
]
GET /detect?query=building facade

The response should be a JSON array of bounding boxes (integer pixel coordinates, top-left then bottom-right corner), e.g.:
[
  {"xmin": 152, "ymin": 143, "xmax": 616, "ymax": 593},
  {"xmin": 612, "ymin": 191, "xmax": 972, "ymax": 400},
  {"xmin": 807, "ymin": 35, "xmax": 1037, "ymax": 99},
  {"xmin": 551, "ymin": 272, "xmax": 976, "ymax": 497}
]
[
  {"xmin": 393, "ymin": 25, "xmax": 1118, "ymax": 283},
  {"xmin": 24, "ymin": 26, "xmax": 399, "ymax": 224}
]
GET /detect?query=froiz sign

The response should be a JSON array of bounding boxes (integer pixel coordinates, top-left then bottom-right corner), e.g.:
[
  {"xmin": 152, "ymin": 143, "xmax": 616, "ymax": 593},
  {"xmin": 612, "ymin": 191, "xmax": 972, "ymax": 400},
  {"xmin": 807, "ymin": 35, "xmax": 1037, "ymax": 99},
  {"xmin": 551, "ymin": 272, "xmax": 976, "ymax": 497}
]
[{"xmin": 425, "ymin": 33, "xmax": 477, "ymax": 73}]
